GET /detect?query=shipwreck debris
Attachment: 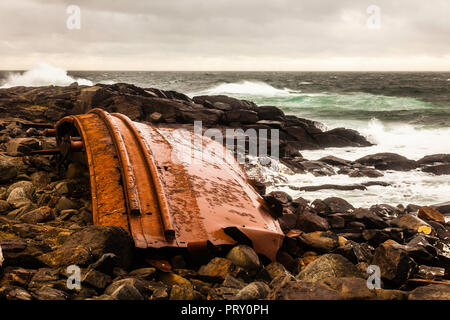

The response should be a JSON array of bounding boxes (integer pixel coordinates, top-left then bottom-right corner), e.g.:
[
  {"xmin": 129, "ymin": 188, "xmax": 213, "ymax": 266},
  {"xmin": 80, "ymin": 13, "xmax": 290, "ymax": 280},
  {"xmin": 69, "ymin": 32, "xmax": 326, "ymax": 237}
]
[{"xmin": 45, "ymin": 109, "xmax": 283, "ymax": 260}]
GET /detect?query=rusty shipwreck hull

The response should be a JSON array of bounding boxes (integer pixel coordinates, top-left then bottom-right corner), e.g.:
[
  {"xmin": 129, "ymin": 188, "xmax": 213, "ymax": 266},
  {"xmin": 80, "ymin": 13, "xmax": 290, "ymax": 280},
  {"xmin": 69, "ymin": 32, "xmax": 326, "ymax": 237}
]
[{"xmin": 51, "ymin": 109, "xmax": 284, "ymax": 260}]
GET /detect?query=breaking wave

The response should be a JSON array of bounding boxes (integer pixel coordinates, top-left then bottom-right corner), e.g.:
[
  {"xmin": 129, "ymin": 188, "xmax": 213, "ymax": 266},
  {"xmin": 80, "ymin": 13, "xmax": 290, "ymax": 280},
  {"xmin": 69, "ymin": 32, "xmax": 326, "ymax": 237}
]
[{"xmin": 0, "ymin": 63, "xmax": 93, "ymax": 88}]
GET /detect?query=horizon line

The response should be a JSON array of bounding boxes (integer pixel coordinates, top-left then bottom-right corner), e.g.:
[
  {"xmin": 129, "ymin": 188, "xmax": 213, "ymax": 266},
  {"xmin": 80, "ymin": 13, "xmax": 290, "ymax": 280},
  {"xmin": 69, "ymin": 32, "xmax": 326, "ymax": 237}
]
[{"xmin": 1, "ymin": 69, "xmax": 450, "ymax": 73}]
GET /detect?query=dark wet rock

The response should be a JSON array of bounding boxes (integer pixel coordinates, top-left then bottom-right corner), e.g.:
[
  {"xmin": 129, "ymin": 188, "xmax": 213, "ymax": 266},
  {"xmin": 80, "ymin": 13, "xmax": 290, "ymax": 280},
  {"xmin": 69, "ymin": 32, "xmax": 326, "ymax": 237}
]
[
  {"xmin": 356, "ymin": 153, "xmax": 418, "ymax": 171},
  {"xmin": 0, "ymin": 285, "xmax": 33, "ymax": 300},
  {"xmin": 109, "ymin": 283, "xmax": 144, "ymax": 300},
  {"xmin": 348, "ymin": 168, "xmax": 384, "ymax": 178},
  {"xmin": 89, "ymin": 253, "xmax": 118, "ymax": 275},
  {"xmin": 278, "ymin": 212, "xmax": 297, "ymax": 232},
  {"xmin": 311, "ymin": 199, "xmax": 331, "ymax": 215},
  {"xmin": 370, "ymin": 204, "xmax": 401, "ymax": 218},
  {"xmin": 32, "ymin": 286, "xmax": 67, "ymax": 300},
  {"xmin": 405, "ymin": 234, "xmax": 439, "ymax": 264},
  {"xmin": 413, "ymin": 265, "xmax": 445, "ymax": 280},
  {"xmin": 28, "ymin": 268, "xmax": 60, "ymax": 290},
  {"xmin": 391, "ymin": 215, "xmax": 433, "ymax": 235},
  {"xmin": 323, "ymin": 197, "xmax": 354, "ymax": 213},
  {"xmin": 16, "ymin": 206, "xmax": 53, "ymax": 223},
  {"xmin": 55, "ymin": 196, "xmax": 78, "ymax": 211},
  {"xmin": 0, "ymin": 267, "xmax": 36, "ymax": 287},
  {"xmin": 296, "ymin": 254, "xmax": 362, "ymax": 283},
  {"xmin": 298, "ymin": 184, "xmax": 367, "ymax": 192},
  {"xmin": 265, "ymin": 262, "xmax": 292, "ymax": 280},
  {"xmin": 128, "ymin": 267, "xmax": 157, "ymax": 280},
  {"xmin": 318, "ymin": 156, "xmax": 352, "ymax": 167},
  {"xmin": 371, "ymin": 241, "xmax": 415, "ymax": 286},
  {"xmin": 408, "ymin": 284, "xmax": 450, "ymax": 300},
  {"xmin": 193, "ymin": 95, "xmax": 257, "ymax": 112},
  {"xmin": 170, "ymin": 284, "xmax": 202, "ymax": 300},
  {"xmin": 362, "ymin": 228, "xmax": 404, "ymax": 247},
  {"xmin": 256, "ymin": 105, "xmax": 285, "ymax": 121},
  {"xmin": 332, "ymin": 241, "xmax": 373, "ymax": 264},
  {"xmin": 327, "ymin": 214, "xmax": 346, "ymax": 229},
  {"xmin": 298, "ymin": 231, "xmax": 340, "ymax": 252},
  {"xmin": 417, "ymin": 206, "xmax": 445, "ymax": 224},
  {"xmin": 221, "ymin": 274, "xmax": 247, "ymax": 289},
  {"xmin": 354, "ymin": 208, "xmax": 389, "ymax": 229},
  {"xmin": 298, "ymin": 160, "xmax": 336, "ymax": 176},
  {"xmin": 0, "ymin": 200, "xmax": 11, "ymax": 214},
  {"xmin": 314, "ymin": 128, "xmax": 372, "ymax": 148},
  {"xmin": 82, "ymin": 269, "xmax": 112, "ymax": 290},
  {"xmin": 320, "ymin": 277, "xmax": 377, "ymax": 300},
  {"xmin": 263, "ymin": 191, "xmax": 292, "ymax": 217},
  {"xmin": 296, "ymin": 210, "xmax": 330, "ymax": 232},
  {"xmin": 422, "ymin": 163, "xmax": 450, "ymax": 175},
  {"xmin": 234, "ymin": 281, "xmax": 270, "ymax": 300},
  {"xmin": 406, "ymin": 204, "xmax": 421, "ymax": 213},
  {"xmin": 268, "ymin": 278, "xmax": 341, "ymax": 300},
  {"xmin": 6, "ymin": 137, "xmax": 41, "ymax": 156},
  {"xmin": 0, "ymin": 237, "xmax": 47, "ymax": 268},
  {"xmin": 431, "ymin": 201, "xmax": 450, "ymax": 214},
  {"xmin": 39, "ymin": 226, "xmax": 134, "ymax": 268},
  {"xmin": 417, "ymin": 154, "xmax": 450, "ymax": 165}
]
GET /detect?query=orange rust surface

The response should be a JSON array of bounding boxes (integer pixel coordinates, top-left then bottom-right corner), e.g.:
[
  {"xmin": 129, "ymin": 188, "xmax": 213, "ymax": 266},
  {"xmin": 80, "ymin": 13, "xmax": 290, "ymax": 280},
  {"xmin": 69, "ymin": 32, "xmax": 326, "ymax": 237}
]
[{"xmin": 55, "ymin": 109, "xmax": 284, "ymax": 260}]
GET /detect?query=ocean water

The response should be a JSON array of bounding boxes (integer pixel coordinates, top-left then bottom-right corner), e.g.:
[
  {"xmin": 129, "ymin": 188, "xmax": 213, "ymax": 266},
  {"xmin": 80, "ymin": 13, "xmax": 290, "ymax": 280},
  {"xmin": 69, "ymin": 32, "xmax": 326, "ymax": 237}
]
[{"xmin": 1, "ymin": 63, "xmax": 449, "ymax": 208}]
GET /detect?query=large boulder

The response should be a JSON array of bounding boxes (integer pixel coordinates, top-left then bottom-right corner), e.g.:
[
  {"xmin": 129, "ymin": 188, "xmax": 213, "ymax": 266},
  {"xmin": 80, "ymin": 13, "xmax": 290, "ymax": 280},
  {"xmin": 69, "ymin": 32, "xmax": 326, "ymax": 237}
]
[
  {"xmin": 38, "ymin": 226, "xmax": 134, "ymax": 269},
  {"xmin": 371, "ymin": 241, "xmax": 415, "ymax": 286},
  {"xmin": 356, "ymin": 153, "xmax": 418, "ymax": 171},
  {"xmin": 257, "ymin": 106, "xmax": 285, "ymax": 121},
  {"xmin": 268, "ymin": 278, "xmax": 342, "ymax": 300},
  {"xmin": 422, "ymin": 164, "xmax": 450, "ymax": 175},
  {"xmin": 408, "ymin": 284, "xmax": 450, "ymax": 300},
  {"xmin": 417, "ymin": 154, "xmax": 450, "ymax": 165},
  {"xmin": 296, "ymin": 254, "xmax": 362, "ymax": 282},
  {"xmin": 225, "ymin": 245, "xmax": 261, "ymax": 273},
  {"xmin": 0, "ymin": 155, "xmax": 17, "ymax": 183},
  {"xmin": 296, "ymin": 211, "xmax": 330, "ymax": 232},
  {"xmin": 417, "ymin": 206, "xmax": 445, "ymax": 224},
  {"xmin": 297, "ymin": 231, "xmax": 340, "ymax": 252}
]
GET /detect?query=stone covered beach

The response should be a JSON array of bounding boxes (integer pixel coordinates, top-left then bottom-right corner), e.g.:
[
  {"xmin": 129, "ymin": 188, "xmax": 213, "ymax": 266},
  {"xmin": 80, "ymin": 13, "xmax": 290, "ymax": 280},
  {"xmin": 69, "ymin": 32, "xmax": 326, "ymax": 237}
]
[{"xmin": 0, "ymin": 82, "xmax": 449, "ymax": 300}]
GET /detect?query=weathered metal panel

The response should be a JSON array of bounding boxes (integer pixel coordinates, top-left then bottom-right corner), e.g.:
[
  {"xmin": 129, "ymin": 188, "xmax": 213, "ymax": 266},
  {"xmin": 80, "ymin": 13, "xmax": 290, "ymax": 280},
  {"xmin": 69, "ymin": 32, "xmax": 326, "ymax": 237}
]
[{"xmin": 55, "ymin": 109, "xmax": 284, "ymax": 260}]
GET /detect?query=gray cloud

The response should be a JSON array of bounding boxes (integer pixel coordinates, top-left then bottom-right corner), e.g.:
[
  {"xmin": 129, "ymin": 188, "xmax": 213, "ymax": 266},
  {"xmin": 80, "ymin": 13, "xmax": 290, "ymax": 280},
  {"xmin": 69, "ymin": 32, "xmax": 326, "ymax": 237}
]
[{"xmin": 1, "ymin": 0, "xmax": 449, "ymax": 70}]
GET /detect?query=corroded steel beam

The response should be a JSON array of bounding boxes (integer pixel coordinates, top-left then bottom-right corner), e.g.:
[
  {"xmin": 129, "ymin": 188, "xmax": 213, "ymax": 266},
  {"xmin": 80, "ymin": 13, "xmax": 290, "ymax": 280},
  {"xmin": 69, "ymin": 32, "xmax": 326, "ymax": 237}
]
[{"xmin": 54, "ymin": 109, "xmax": 284, "ymax": 260}]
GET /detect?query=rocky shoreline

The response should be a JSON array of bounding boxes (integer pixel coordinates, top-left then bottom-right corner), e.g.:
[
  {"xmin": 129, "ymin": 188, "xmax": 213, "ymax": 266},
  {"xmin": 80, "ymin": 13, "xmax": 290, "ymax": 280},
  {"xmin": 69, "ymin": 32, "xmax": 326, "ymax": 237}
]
[{"xmin": 0, "ymin": 82, "xmax": 449, "ymax": 300}]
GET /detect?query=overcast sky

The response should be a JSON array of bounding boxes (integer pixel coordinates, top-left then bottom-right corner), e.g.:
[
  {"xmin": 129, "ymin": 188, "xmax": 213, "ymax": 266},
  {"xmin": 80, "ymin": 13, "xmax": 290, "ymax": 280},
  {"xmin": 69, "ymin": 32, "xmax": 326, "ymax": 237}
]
[{"xmin": 1, "ymin": 0, "xmax": 449, "ymax": 71}]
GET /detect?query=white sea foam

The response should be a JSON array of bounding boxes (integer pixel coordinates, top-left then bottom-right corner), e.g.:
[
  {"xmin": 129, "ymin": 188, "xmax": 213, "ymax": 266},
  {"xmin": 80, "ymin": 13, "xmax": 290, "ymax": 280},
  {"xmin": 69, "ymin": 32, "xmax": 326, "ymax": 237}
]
[
  {"xmin": 303, "ymin": 118, "xmax": 450, "ymax": 161},
  {"xmin": 198, "ymin": 80, "xmax": 297, "ymax": 97},
  {"xmin": 0, "ymin": 63, "xmax": 93, "ymax": 88},
  {"xmin": 267, "ymin": 169, "xmax": 450, "ymax": 208}
]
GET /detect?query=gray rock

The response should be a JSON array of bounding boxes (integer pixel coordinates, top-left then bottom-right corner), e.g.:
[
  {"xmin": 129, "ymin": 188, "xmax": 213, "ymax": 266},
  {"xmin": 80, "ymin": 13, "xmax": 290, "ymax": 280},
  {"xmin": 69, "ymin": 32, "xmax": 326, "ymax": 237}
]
[
  {"xmin": 32, "ymin": 286, "xmax": 67, "ymax": 300},
  {"xmin": 16, "ymin": 206, "xmax": 53, "ymax": 223},
  {"xmin": 7, "ymin": 187, "xmax": 32, "ymax": 208},
  {"xmin": 234, "ymin": 281, "xmax": 270, "ymax": 300},
  {"xmin": 296, "ymin": 254, "xmax": 362, "ymax": 283},
  {"xmin": 226, "ymin": 245, "xmax": 261, "ymax": 272},
  {"xmin": 109, "ymin": 283, "xmax": 144, "ymax": 300}
]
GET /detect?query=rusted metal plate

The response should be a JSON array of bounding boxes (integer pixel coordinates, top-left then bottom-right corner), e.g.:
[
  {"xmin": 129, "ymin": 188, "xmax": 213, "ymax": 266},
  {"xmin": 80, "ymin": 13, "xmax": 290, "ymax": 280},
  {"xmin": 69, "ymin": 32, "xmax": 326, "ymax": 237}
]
[{"xmin": 55, "ymin": 109, "xmax": 284, "ymax": 260}]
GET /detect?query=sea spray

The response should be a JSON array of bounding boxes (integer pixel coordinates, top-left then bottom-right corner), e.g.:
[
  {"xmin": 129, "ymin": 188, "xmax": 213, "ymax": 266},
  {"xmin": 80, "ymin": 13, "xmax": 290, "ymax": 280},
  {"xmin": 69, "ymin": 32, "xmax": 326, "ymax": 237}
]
[{"xmin": 0, "ymin": 63, "xmax": 93, "ymax": 88}]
